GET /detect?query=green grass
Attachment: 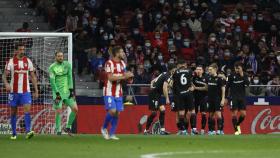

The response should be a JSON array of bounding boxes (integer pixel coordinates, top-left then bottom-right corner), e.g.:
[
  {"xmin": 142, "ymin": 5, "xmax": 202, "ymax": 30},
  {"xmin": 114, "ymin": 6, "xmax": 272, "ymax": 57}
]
[{"xmin": 0, "ymin": 135, "xmax": 279, "ymax": 158}]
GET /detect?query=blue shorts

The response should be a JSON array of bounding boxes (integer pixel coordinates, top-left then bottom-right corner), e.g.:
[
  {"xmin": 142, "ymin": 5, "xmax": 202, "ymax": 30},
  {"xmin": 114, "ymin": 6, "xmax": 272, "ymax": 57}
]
[
  {"xmin": 104, "ymin": 96, "xmax": 123, "ymax": 112},
  {"xmin": 8, "ymin": 92, "xmax": 32, "ymax": 107}
]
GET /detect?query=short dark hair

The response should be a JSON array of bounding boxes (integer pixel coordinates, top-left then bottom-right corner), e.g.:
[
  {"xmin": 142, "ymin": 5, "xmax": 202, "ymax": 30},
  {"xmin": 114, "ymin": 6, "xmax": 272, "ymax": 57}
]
[
  {"xmin": 168, "ymin": 63, "xmax": 176, "ymax": 71},
  {"xmin": 177, "ymin": 58, "xmax": 186, "ymax": 65},
  {"xmin": 234, "ymin": 61, "xmax": 243, "ymax": 68},
  {"xmin": 15, "ymin": 42, "xmax": 25, "ymax": 50},
  {"xmin": 196, "ymin": 65, "xmax": 204, "ymax": 69},
  {"xmin": 209, "ymin": 63, "xmax": 218, "ymax": 70},
  {"xmin": 112, "ymin": 46, "xmax": 123, "ymax": 57}
]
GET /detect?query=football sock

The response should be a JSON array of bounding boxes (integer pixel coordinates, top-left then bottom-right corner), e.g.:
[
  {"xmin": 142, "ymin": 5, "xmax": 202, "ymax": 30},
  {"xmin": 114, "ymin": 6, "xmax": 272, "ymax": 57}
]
[
  {"xmin": 159, "ymin": 110, "xmax": 165, "ymax": 128},
  {"xmin": 66, "ymin": 111, "xmax": 76, "ymax": 129},
  {"xmin": 217, "ymin": 118, "xmax": 223, "ymax": 131},
  {"xmin": 201, "ymin": 113, "xmax": 207, "ymax": 129},
  {"xmin": 11, "ymin": 114, "xmax": 17, "ymax": 136},
  {"xmin": 109, "ymin": 116, "xmax": 119, "ymax": 136},
  {"xmin": 55, "ymin": 113, "xmax": 62, "ymax": 132},
  {"xmin": 232, "ymin": 116, "xmax": 238, "ymax": 131},
  {"xmin": 190, "ymin": 113, "xmax": 197, "ymax": 129},
  {"xmin": 237, "ymin": 115, "xmax": 245, "ymax": 125},
  {"xmin": 146, "ymin": 112, "xmax": 156, "ymax": 130},
  {"xmin": 24, "ymin": 112, "xmax": 31, "ymax": 133},
  {"xmin": 178, "ymin": 115, "xmax": 186, "ymax": 130},
  {"xmin": 103, "ymin": 112, "xmax": 113, "ymax": 129}
]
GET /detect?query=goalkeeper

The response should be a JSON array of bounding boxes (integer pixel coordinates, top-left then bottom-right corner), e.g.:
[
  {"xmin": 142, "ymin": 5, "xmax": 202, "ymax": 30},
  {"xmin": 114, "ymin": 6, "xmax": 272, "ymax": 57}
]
[{"xmin": 48, "ymin": 51, "xmax": 78, "ymax": 135}]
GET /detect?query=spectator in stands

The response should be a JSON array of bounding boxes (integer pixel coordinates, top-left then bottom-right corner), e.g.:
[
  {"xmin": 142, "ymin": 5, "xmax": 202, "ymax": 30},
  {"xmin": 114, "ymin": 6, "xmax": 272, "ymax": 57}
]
[
  {"xmin": 90, "ymin": 50, "xmax": 105, "ymax": 81},
  {"xmin": 74, "ymin": 31, "xmax": 91, "ymax": 75},
  {"xmin": 134, "ymin": 64, "xmax": 150, "ymax": 84},
  {"xmin": 16, "ymin": 22, "xmax": 31, "ymax": 32},
  {"xmin": 253, "ymin": 13, "xmax": 270, "ymax": 33},
  {"xmin": 66, "ymin": 11, "xmax": 79, "ymax": 32},
  {"xmin": 266, "ymin": 76, "xmax": 280, "ymax": 96},
  {"xmin": 248, "ymin": 76, "xmax": 266, "ymax": 96},
  {"xmin": 187, "ymin": 11, "xmax": 202, "ymax": 34},
  {"xmin": 208, "ymin": 0, "xmax": 223, "ymax": 18}
]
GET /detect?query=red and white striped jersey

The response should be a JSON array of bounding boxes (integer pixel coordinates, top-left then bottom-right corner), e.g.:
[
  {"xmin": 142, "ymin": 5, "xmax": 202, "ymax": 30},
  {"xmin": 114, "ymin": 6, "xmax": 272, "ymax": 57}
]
[
  {"xmin": 103, "ymin": 59, "xmax": 126, "ymax": 97},
  {"xmin": 5, "ymin": 56, "xmax": 34, "ymax": 93}
]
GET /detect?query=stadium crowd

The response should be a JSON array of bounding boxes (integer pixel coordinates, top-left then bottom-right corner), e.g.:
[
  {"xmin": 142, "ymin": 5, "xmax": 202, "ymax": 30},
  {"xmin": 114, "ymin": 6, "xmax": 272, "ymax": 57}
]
[{"xmin": 25, "ymin": 0, "xmax": 279, "ymax": 96}]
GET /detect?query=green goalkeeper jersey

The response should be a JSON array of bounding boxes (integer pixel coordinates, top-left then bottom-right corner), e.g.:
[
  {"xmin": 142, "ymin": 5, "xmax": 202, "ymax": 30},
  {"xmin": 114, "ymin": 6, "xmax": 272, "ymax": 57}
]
[{"xmin": 48, "ymin": 61, "xmax": 73, "ymax": 99}]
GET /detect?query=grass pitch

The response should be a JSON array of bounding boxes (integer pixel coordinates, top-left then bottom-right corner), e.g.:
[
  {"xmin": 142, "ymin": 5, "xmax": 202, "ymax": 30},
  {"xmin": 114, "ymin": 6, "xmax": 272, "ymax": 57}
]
[{"xmin": 0, "ymin": 134, "xmax": 279, "ymax": 158}]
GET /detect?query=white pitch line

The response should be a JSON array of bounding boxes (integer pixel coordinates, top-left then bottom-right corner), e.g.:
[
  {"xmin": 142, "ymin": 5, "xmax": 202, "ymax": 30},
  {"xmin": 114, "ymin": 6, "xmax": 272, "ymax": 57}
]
[{"xmin": 141, "ymin": 150, "xmax": 223, "ymax": 158}]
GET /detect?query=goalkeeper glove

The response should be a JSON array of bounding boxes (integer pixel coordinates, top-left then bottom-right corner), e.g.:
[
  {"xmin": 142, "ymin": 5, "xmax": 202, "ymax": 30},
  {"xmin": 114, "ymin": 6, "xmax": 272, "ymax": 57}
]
[
  {"xmin": 69, "ymin": 89, "xmax": 75, "ymax": 99},
  {"xmin": 55, "ymin": 92, "xmax": 61, "ymax": 104}
]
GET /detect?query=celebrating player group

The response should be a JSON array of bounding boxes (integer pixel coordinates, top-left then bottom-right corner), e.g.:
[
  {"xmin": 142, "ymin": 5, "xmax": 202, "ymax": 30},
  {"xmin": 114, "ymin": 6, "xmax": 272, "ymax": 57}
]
[{"xmin": 143, "ymin": 60, "xmax": 249, "ymax": 136}]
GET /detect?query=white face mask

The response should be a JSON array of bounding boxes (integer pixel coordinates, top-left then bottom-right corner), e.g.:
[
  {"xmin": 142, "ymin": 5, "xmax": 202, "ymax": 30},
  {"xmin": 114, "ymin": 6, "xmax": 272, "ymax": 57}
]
[
  {"xmin": 126, "ymin": 44, "xmax": 132, "ymax": 48},
  {"xmin": 158, "ymin": 55, "xmax": 163, "ymax": 60},
  {"xmin": 145, "ymin": 43, "xmax": 151, "ymax": 47},
  {"xmin": 183, "ymin": 42, "xmax": 190, "ymax": 47},
  {"xmin": 210, "ymin": 37, "xmax": 216, "ymax": 42},
  {"xmin": 253, "ymin": 79, "xmax": 259, "ymax": 84}
]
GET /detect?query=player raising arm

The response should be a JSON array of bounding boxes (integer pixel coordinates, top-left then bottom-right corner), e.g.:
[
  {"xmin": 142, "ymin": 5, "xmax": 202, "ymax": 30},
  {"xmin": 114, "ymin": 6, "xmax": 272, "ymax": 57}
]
[
  {"xmin": 49, "ymin": 51, "xmax": 78, "ymax": 136},
  {"xmin": 3, "ymin": 43, "xmax": 38, "ymax": 140}
]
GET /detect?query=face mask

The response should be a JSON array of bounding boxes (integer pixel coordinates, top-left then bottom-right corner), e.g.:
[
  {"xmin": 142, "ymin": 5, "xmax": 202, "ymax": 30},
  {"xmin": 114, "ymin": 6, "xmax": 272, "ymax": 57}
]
[
  {"xmin": 210, "ymin": 37, "xmax": 216, "ymax": 41},
  {"xmin": 169, "ymin": 59, "xmax": 175, "ymax": 64},
  {"xmin": 181, "ymin": 22, "xmax": 187, "ymax": 27},
  {"xmin": 100, "ymin": 29, "xmax": 104, "ymax": 33},
  {"xmin": 158, "ymin": 55, "xmax": 163, "ymax": 60},
  {"xmin": 194, "ymin": 3, "xmax": 199, "ymax": 7},
  {"xmin": 253, "ymin": 79, "xmax": 259, "ymax": 84},
  {"xmin": 126, "ymin": 44, "xmax": 132, "ymax": 48},
  {"xmin": 178, "ymin": 3, "xmax": 184, "ymax": 7},
  {"xmin": 144, "ymin": 63, "xmax": 151, "ymax": 69},
  {"xmin": 145, "ymin": 43, "xmax": 151, "ymax": 47},
  {"xmin": 209, "ymin": 48, "xmax": 215, "ymax": 53},
  {"xmin": 168, "ymin": 40, "xmax": 174, "ymax": 45},
  {"xmin": 224, "ymin": 51, "xmax": 230, "ymax": 56},
  {"xmin": 248, "ymin": 27, "xmax": 253, "ymax": 32},
  {"xmin": 185, "ymin": 8, "xmax": 191, "ymax": 13},
  {"xmin": 235, "ymin": 28, "xmax": 241, "ymax": 32},
  {"xmin": 137, "ymin": 14, "xmax": 143, "ymax": 19},
  {"xmin": 156, "ymin": 14, "xmax": 161, "ymax": 19},
  {"xmin": 133, "ymin": 30, "xmax": 139, "ymax": 34},
  {"xmin": 183, "ymin": 42, "xmax": 190, "ymax": 47},
  {"xmin": 159, "ymin": 0, "xmax": 165, "ymax": 4},
  {"xmin": 258, "ymin": 16, "xmax": 263, "ymax": 21},
  {"xmin": 73, "ymin": 0, "xmax": 78, "ymax": 3},
  {"xmin": 242, "ymin": 16, "xmax": 248, "ymax": 20},
  {"xmin": 103, "ymin": 35, "xmax": 108, "ymax": 40},
  {"xmin": 221, "ymin": 29, "xmax": 226, "ymax": 33},
  {"xmin": 109, "ymin": 34, "xmax": 113, "ymax": 40},
  {"xmin": 155, "ymin": 35, "xmax": 160, "ymax": 39},
  {"xmin": 211, "ymin": 0, "xmax": 218, "ymax": 3},
  {"xmin": 92, "ymin": 21, "xmax": 97, "ymax": 25},
  {"xmin": 84, "ymin": 13, "xmax": 90, "ymax": 18},
  {"xmin": 176, "ymin": 36, "xmax": 181, "ymax": 40}
]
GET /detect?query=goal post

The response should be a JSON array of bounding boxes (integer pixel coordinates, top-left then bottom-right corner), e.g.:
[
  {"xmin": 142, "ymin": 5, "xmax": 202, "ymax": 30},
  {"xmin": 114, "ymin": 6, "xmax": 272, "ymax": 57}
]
[{"xmin": 0, "ymin": 32, "xmax": 73, "ymax": 134}]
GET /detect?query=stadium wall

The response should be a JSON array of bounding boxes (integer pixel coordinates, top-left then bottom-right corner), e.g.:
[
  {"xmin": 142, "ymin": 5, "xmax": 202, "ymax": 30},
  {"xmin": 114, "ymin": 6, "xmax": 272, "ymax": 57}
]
[{"xmin": 77, "ymin": 105, "xmax": 280, "ymax": 135}]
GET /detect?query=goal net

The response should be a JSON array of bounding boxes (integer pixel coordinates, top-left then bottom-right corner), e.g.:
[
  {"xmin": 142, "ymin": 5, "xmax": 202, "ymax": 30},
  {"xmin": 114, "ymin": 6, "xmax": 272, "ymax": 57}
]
[{"xmin": 0, "ymin": 32, "xmax": 72, "ymax": 134}]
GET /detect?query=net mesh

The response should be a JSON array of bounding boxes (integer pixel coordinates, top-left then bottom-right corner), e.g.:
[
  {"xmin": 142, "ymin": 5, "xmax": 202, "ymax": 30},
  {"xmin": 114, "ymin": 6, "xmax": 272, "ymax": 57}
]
[{"xmin": 0, "ymin": 34, "xmax": 71, "ymax": 134}]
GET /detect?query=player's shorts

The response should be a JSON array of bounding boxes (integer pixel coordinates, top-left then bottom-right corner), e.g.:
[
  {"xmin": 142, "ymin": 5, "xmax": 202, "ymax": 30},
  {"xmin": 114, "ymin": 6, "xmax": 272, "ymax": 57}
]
[
  {"xmin": 104, "ymin": 96, "xmax": 124, "ymax": 112},
  {"xmin": 173, "ymin": 92, "xmax": 194, "ymax": 111},
  {"xmin": 230, "ymin": 97, "xmax": 246, "ymax": 111},
  {"xmin": 194, "ymin": 96, "xmax": 207, "ymax": 113},
  {"xmin": 8, "ymin": 92, "xmax": 32, "ymax": 107},
  {"xmin": 208, "ymin": 98, "xmax": 222, "ymax": 113},
  {"xmin": 53, "ymin": 98, "xmax": 76, "ymax": 110},
  {"xmin": 148, "ymin": 91, "xmax": 161, "ymax": 111}
]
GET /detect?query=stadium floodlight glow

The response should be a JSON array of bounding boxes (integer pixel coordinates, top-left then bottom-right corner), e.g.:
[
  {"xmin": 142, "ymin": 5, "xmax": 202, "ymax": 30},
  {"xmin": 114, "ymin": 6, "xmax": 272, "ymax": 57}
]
[{"xmin": 0, "ymin": 32, "xmax": 72, "ymax": 134}]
